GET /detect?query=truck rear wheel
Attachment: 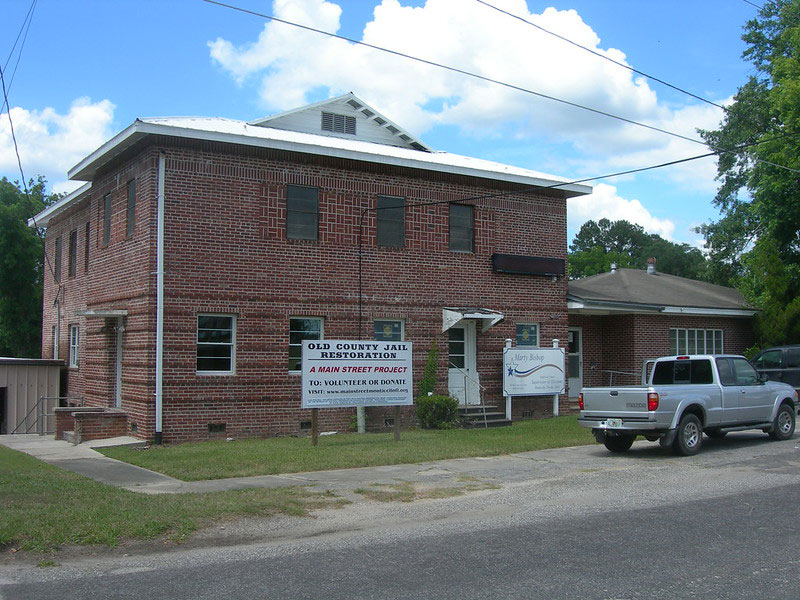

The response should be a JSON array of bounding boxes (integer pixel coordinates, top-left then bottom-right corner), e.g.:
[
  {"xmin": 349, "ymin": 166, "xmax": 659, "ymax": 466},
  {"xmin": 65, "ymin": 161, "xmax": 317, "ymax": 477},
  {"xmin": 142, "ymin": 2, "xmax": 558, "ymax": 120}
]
[
  {"xmin": 603, "ymin": 433, "xmax": 635, "ymax": 453},
  {"xmin": 768, "ymin": 403, "xmax": 795, "ymax": 441},
  {"xmin": 673, "ymin": 414, "xmax": 702, "ymax": 456}
]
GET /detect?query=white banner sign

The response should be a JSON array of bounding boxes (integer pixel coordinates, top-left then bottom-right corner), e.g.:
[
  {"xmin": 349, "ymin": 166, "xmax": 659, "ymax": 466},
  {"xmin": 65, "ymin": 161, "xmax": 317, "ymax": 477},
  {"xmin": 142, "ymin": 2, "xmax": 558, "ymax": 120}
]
[
  {"xmin": 301, "ymin": 340, "xmax": 413, "ymax": 408},
  {"xmin": 503, "ymin": 347, "xmax": 565, "ymax": 396}
]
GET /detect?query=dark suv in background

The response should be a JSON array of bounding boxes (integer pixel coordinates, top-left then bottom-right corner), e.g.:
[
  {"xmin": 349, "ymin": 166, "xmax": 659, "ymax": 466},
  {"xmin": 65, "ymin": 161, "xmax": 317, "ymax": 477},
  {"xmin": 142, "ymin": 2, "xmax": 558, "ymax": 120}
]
[{"xmin": 752, "ymin": 346, "xmax": 800, "ymax": 391}]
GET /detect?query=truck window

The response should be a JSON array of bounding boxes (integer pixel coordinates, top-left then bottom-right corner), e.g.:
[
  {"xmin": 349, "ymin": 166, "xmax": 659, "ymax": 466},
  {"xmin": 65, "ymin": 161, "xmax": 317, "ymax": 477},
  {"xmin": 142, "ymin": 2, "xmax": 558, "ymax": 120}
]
[
  {"xmin": 716, "ymin": 358, "xmax": 735, "ymax": 385},
  {"xmin": 731, "ymin": 357, "xmax": 759, "ymax": 385},
  {"xmin": 754, "ymin": 349, "xmax": 782, "ymax": 369},
  {"xmin": 652, "ymin": 359, "xmax": 713, "ymax": 385}
]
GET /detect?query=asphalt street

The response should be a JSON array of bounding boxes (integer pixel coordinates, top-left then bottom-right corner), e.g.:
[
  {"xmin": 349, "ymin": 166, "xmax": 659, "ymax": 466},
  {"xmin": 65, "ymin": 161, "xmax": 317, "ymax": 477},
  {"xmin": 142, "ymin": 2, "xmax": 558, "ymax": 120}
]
[{"xmin": 2, "ymin": 432, "xmax": 800, "ymax": 599}]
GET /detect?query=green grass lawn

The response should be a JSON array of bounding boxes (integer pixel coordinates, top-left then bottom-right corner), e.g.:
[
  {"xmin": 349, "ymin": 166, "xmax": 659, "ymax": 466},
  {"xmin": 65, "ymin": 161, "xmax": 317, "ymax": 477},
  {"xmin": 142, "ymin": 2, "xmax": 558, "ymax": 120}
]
[
  {"xmin": 100, "ymin": 417, "xmax": 594, "ymax": 481},
  {"xmin": 0, "ymin": 446, "xmax": 346, "ymax": 553}
]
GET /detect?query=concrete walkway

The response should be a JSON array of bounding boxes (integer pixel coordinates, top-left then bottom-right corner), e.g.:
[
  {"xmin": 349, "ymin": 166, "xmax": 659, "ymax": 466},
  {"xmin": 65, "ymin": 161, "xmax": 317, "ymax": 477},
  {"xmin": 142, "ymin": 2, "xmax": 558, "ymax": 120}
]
[{"xmin": 0, "ymin": 433, "xmax": 602, "ymax": 496}]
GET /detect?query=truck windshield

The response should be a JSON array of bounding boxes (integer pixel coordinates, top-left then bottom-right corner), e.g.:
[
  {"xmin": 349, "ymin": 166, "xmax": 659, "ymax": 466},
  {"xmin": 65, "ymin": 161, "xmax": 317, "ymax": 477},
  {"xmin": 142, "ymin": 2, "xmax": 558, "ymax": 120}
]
[{"xmin": 652, "ymin": 359, "xmax": 713, "ymax": 385}]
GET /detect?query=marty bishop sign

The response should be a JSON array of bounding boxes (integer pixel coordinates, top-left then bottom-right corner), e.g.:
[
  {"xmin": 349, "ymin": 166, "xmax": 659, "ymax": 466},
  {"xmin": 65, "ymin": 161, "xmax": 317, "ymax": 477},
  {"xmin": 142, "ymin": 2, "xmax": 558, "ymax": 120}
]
[
  {"xmin": 301, "ymin": 340, "xmax": 414, "ymax": 409},
  {"xmin": 503, "ymin": 347, "xmax": 565, "ymax": 396}
]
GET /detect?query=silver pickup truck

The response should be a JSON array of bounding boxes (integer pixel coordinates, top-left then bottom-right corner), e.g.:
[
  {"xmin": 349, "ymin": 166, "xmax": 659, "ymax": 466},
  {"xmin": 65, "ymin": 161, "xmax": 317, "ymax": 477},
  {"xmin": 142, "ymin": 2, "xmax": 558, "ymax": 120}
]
[{"xmin": 578, "ymin": 354, "xmax": 797, "ymax": 455}]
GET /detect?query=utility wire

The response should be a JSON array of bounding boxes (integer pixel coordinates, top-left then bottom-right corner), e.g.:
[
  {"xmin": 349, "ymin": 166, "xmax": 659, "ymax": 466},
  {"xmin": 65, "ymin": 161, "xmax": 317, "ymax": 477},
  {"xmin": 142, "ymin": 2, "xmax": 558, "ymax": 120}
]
[
  {"xmin": 1, "ymin": 0, "xmax": 37, "ymax": 114},
  {"xmin": 741, "ymin": 0, "xmax": 764, "ymax": 9},
  {"xmin": 201, "ymin": 0, "xmax": 709, "ymax": 147},
  {"xmin": 201, "ymin": 0, "xmax": 800, "ymax": 175},
  {"xmin": 474, "ymin": 0, "xmax": 727, "ymax": 111},
  {"xmin": 0, "ymin": 62, "xmax": 59, "ymax": 288}
]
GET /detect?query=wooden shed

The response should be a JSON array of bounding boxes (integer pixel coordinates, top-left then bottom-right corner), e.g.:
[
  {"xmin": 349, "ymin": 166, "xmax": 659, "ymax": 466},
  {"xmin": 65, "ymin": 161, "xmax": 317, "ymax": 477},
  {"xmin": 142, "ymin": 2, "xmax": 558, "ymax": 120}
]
[{"xmin": 0, "ymin": 358, "xmax": 64, "ymax": 434}]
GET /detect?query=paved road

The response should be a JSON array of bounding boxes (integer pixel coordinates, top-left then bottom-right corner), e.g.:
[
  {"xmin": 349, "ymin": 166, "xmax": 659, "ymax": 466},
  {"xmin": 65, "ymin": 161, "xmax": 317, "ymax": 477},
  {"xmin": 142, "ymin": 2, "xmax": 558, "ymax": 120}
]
[{"xmin": 3, "ymin": 432, "xmax": 800, "ymax": 599}]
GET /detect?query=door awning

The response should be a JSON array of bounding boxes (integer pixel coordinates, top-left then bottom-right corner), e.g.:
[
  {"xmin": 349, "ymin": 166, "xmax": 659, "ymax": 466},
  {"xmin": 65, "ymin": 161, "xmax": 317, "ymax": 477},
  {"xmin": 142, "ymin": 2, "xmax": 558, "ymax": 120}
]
[
  {"xmin": 76, "ymin": 309, "xmax": 128, "ymax": 318},
  {"xmin": 442, "ymin": 308, "xmax": 504, "ymax": 333}
]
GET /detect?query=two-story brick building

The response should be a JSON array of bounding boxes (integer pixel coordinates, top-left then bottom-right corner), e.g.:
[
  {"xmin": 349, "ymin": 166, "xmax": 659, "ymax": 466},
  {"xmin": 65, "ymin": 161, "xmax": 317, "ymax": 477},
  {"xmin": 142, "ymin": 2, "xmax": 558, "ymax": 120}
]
[{"xmin": 32, "ymin": 93, "xmax": 591, "ymax": 442}]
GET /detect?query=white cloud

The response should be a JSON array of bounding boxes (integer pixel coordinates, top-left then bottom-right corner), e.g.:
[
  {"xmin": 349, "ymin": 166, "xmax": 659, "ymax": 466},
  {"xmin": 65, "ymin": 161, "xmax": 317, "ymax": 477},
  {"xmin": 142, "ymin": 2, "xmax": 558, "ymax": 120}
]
[
  {"xmin": 208, "ymin": 0, "xmax": 727, "ymax": 195},
  {"xmin": 568, "ymin": 183, "xmax": 675, "ymax": 239},
  {"xmin": 0, "ymin": 97, "xmax": 115, "ymax": 192}
]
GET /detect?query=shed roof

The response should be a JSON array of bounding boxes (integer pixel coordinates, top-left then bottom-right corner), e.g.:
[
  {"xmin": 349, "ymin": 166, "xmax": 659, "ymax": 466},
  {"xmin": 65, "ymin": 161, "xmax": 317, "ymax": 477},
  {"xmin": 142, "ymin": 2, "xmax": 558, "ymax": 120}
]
[{"xmin": 568, "ymin": 268, "xmax": 755, "ymax": 317}]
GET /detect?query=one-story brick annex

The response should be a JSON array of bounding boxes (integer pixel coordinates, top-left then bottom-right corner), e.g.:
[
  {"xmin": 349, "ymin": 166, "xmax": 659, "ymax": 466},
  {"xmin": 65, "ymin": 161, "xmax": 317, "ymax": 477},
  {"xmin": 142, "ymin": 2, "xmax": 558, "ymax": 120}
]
[{"xmin": 30, "ymin": 93, "xmax": 755, "ymax": 443}]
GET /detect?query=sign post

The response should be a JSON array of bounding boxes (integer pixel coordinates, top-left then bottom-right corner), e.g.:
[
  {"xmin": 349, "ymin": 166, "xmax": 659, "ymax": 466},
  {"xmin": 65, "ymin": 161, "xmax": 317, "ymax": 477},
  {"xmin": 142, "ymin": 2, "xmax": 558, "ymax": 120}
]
[{"xmin": 301, "ymin": 340, "xmax": 413, "ymax": 443}]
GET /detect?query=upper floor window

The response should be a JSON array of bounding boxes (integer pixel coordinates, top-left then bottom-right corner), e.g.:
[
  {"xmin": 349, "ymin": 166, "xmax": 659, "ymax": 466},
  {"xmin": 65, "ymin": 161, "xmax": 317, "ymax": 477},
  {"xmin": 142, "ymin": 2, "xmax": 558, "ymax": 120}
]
[
  {"xmin": 321, "ymin": 112, "xmax": 356, "ymax": 135},
  {"xmin": 126, "ymin": 179, "xmax": 136, "ymax": 238},
  {"xmin": 449, "ymin": 204, "xmax": 474, "ymax": 253},
  {"xmin": 286, "ymin": 185, "xmax": 318, "ymax": 240},
  {"xmin": 377, "ymin": 196, "xmax": 405, "ymax": 247},
  {"xmin": 670, "ymin": 328, "xmax": 723, "ymax": 355},
  {"xmin": 102, "ymin": 193, "xmax": 112, "ymax": 245},
  {"xmin": 54, "ymin": 236, "xmax": 62, "ymax": 282},
  {"xmin": 196, "ymin": 315, "xmax": 236, "ymax": 374},
  {"xmin": 68, "ymin": 229, "xmax": 78, "ymax": 278},
  {"xmin": 84, "ymin": 222, "xmax": 90, "ymax": 273}
]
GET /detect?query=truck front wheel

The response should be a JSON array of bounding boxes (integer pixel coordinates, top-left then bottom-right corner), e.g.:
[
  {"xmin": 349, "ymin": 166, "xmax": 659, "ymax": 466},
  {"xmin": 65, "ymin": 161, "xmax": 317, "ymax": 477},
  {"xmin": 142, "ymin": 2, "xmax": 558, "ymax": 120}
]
[
  {"xmin": 768, "ymin": 403, "xmax": 796, "ymax": 441},
  {"xmin": 603, "ymin": 433, "xmax": 635, "ymax": 453},
  {"xmin": 673, "ymin": 414, "xmax": 702, "ymax": 456}
]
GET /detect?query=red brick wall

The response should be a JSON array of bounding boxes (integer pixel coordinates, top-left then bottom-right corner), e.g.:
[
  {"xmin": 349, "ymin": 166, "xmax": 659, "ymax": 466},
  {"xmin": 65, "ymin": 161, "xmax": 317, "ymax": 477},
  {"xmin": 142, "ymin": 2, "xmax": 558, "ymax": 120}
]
[
  {"xmin": 569, "ymin": 313, "xmax": 755, "ymax": 389},
  {"xmin": 43, "ymin": 140, "xmax": 571, "ymax": 442}
]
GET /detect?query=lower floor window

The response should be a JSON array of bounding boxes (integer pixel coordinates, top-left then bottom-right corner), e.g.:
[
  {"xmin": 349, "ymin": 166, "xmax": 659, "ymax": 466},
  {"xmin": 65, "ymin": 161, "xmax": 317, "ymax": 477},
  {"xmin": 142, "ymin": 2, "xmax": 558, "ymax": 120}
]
[
  {"xmin": 374, "ymin": 319, "xmax": 403, "ymax": 341},
  {"xmin": 289, "ymin": 317, "xmax": 323, "ymax": 371},
  {"xmin": 516, "ymin": 323, "xmax": 539, "ymax": 346},
  {"xmin": 197, "ymin": 315, "xmax": 236, "ymax": 373},
  {"xmin": 670, "ymin": 328, "xmax": 723, "ymax": 355},
  {"xmin": 69, "ymin": 324, "xmax": 79, "ymax": 367}
]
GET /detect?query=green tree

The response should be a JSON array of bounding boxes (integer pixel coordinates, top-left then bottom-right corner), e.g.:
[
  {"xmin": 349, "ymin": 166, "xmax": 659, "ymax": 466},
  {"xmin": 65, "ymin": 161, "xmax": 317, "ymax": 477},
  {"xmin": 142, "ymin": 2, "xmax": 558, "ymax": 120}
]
[
  {"xmin": 698, "ymin": 0, "xmax": 800, "ymax": 344},
  {"xmin": 0, "ymin": 177, "xmax": 57, "ymax": 357},
  {"xmin": 568, "ymin": 218, "xmax": 707, "ymax": 280}
]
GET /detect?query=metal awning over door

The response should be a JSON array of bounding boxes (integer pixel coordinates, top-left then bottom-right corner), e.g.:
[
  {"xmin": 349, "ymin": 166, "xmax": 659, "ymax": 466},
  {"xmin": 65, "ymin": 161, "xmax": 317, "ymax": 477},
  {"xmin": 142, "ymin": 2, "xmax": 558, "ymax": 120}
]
[{"xmin": 442, "ymin": 308, "xmax": 504, "ymax": 333}]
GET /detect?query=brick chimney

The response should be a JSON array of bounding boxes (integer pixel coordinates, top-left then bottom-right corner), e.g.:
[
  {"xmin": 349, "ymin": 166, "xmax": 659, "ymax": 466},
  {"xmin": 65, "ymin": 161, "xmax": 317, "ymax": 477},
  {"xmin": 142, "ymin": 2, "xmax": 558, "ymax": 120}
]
[{"xmin": 646, "ymin": 257, "xmax": 657, "ymax": 274}]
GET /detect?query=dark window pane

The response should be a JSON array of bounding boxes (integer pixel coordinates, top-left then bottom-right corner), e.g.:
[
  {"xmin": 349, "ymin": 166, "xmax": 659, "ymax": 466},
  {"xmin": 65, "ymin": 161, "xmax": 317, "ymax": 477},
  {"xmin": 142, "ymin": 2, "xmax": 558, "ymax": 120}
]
[
  {"xmin": 289, "ymin": 317, "xmax": 322, "ymax": 370},
  {"xmin": 103, "ymin": 194, "xmax": 112, "ymax": 244},
  {"xmin": 449, "ymin": 204, "xmax": 474, "ymax": 252},
  {"xmin": 127, "ymin": 180, "xmax": 136, "ymax": 237},
  {"xmin": 374, "ymin": 320, "xmax": 402, "ymax": 341},
  {"xmin": 196, "ymin": 315, "xmax": 234, "ymax": 372},
  {"xmin": 377, "ymin": 196, "xmax": 404, "ymax": 247},
  {"xmin": 287, "ymin": 186, "xmax": 318, "ymax": 240},
  {"xmin": 68, "ymin": 230, "xmax": 77, "ymax": 277},
  {"xmin": 786, "ymin": 349, "xmax": 800, "ymax": 368},
  {"xmin": 516, "ymin": 324, "xmax": 538, "ymax": 346},
  {"xmin": 716, "ymin": 358, "xmax": 735, "ymax": 385},
  {"xmin": 54, "ymin": 237, "xmax": 62, "ymax": 282}
]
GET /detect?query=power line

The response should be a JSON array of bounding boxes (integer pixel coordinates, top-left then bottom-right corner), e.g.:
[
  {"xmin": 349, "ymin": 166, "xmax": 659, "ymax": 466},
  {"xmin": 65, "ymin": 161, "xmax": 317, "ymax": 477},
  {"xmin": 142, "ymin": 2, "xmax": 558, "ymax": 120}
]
[
  {"xmin": 741, "ymin": 0, "xmax": 764, "ymax": 9},
  {"xmin": 200, "ymin": 0, "xmax": 800, "ymax": 175},
  {"xmin": 1, "ymin": 0, "xmax": 37, "ymax": 115},
  {"xmin": 201, "ymin": 0, "xmax": 709, "ymax": 147},
  {"xmin": 474, "ymin": 0, "xmax": 727, "ymax": 111}
]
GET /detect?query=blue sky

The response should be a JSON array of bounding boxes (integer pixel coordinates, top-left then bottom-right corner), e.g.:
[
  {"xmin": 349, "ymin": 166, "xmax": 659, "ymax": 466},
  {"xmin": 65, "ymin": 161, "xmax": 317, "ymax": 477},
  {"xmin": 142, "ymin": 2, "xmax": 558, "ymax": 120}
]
[{"xmin": 0, "ymin": 0, "xmax": 760, "ymax": 246}]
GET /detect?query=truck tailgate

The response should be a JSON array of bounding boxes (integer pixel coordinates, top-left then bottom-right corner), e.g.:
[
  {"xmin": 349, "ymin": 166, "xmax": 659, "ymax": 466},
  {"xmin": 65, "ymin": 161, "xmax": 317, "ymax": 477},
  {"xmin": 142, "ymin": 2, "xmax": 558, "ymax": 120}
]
[{"xmin": 582, "ymin": 387, "xmax": 652, "ymax": 415}]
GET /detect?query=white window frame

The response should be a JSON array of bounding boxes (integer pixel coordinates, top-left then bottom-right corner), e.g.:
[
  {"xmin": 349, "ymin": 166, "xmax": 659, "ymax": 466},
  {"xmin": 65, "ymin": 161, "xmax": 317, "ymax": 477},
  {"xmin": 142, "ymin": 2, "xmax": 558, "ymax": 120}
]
[
  {"xmin": 196, "ymin": 314, "xmax": 236, "ymax": 375},
  {"xmin": 670, "ymin": 328, "xmax": 724, "ymax": 355},
  {"xmin": 289, "ymin": 317, "xmax": 324, "ymax": 373},
  {"xmin": 515, "ymin": 323, "xmax": 540, "ymax": 347},
  {"xmin": 373, "ymin": 318, "xmax": 405, "ymax": 342},
  {"xmin": 68, "ymin": 324, "xmax": 79, "ymax": 367}
]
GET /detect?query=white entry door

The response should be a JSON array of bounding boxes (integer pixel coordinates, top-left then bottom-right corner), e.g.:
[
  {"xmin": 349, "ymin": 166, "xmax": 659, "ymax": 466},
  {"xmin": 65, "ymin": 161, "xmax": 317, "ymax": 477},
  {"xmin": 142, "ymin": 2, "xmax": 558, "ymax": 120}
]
[
  {"xmin": 568, "ymin": 328, "xmax": 583, "ymax": 398},
  {"xmin": 448, "ymin": 321, "xmax": 480, "ymax": 405}
]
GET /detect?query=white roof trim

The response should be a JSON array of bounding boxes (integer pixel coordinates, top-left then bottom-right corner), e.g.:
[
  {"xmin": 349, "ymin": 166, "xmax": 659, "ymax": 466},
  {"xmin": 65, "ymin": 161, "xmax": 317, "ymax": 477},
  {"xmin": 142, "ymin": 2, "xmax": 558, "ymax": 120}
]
[
  {"xmin": 28, "ymin": 182, "xmax": 92, "ymax": 228},
  {"xmin": 68, "ymin": 118, "xmax": 592, "ymax": 198},
  {"xmin": 568, "ymin": 299, "xmax": 755, "ymax": 318},
  {"xmin": 76, "ymin": 309, "xmax": 129, "ymax": 318}
]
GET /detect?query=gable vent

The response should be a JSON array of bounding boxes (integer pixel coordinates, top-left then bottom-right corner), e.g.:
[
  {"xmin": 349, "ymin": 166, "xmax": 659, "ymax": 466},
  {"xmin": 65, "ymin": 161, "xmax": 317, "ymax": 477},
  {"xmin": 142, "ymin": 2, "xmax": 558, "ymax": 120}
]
[{"xmin": 321, "ymin": 112, "xmax": 356, "ymax": 135}]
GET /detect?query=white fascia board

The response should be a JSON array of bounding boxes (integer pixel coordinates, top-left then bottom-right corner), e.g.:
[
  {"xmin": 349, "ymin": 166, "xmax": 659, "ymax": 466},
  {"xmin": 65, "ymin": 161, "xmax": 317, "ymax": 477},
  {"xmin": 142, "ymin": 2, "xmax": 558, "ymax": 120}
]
[
  {"xmin": 69, "ymin": 120, "xmax": 592, "ymax": 196},
  {"xmin": 28, "ymin": 182, "xmax": 92, "ymax": 228},
  {"xmin": 660, "ymin": 306, "xmax": 757, "ymax": 317}
]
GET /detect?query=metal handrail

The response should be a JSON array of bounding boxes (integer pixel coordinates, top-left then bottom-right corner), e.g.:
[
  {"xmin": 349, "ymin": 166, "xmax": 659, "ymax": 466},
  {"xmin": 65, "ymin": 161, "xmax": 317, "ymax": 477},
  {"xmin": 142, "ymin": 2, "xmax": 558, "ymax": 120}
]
[
  {"xmin": 449, "ymin": 361, "xmax": 488, "ymax": 427},
  {"xmin": 11, "ymin": 396, "xmax": 84, "ymax": 435}
]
